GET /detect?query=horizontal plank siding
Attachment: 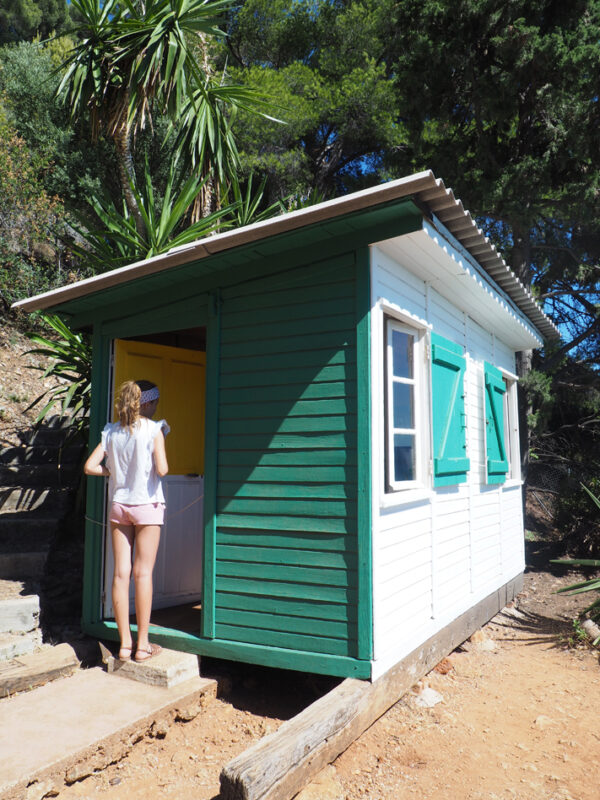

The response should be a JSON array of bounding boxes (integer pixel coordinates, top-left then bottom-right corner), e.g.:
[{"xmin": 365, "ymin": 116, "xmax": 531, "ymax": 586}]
[
  {"xmin": 217, "ymin": 530, "xmax": 356, "ymax": 552},
  {"xmin": 215, "ymin": 592, "xmax": 358, "ymax": 622},
  {"xmin": 215, "ymin": 254, "xmax": 360, "ymax": 658}
]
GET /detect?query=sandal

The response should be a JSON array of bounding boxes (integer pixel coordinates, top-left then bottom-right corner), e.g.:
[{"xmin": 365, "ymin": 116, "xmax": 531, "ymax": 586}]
[
  {"xmin": 118, "ymin": 645, "xmax": 133, "ymax": 661},
  {"xmin": 134, "ymin": 643, "xmax": 162, "ymax": 662}
]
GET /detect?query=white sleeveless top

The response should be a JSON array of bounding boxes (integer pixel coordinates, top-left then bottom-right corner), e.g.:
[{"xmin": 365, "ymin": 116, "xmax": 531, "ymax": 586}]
[{"xmin": 101, "ymin": 417, "xmax": 170, "ymax": 505}]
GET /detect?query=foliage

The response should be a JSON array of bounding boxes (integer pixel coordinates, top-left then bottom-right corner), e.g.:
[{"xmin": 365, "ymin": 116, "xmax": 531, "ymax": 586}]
[
  {"xmin": 519, "ymin": 368, "xmax": 554, "ymax": 438},
  {"xmin": 73, "ymin": 162, "xmax": 242, "ymax": 270},
  {"xmin": 221, "ymin": 0, "xmax": 403, "ymax": 199},
  {"xmin": 563, "ymin": 617, "xmax": 591, "ymax": 649},
  {"xmin": 555, "ymin": 479, "xmax": 600, "ymax": 555},
  {"xmin": 55, "ymin": 0, "xmax": 272, "ymax": 231},
  {"xmin": 221, "ymin": 172, "xmax": 287, "ymax": 228},
  {"xmin": 25, "ymin": 313, "xmax": 92, "ymax": 435},
  {"xmin": 221, "ymin": 0, "xmax": 600, "ymax": 363},
  {"xmin": 0, "ymin": 119, "xmax": 67, "ymax": 307},
  {"xmin": 552, "ymin": 486, "xmax": 600, "ymax": 643},
  {"xmin": 0, "ymin": 40, "xmax": 114, "ymax": 207},
  {"xmin": 0, "ymin": 0, "xmax": 71, "ymax": 44}
]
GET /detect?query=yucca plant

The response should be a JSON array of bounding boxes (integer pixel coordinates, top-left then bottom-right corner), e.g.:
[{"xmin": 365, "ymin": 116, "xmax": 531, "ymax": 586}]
[
  {"xmin": 25, "ymin": 313, "xmax": 92, "ymax": 438},
  {"xmin": 552, "ymin": 485, "xmax": 600, "ymax": 645}
]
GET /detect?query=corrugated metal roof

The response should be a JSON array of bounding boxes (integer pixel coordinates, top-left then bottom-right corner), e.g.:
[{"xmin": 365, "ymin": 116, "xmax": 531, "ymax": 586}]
[{"xmin": 13, "ymin": 170, "xmax": 559, "ymax": 341}]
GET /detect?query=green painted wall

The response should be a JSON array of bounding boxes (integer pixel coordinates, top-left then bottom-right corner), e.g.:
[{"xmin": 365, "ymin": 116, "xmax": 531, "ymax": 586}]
[{"xmin": 213, "ymin": 252, "xmax": 361, "ymax": 658}]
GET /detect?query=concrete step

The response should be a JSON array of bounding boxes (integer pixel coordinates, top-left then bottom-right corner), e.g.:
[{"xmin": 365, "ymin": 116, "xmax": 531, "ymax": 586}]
[
  {"xmin": 0, "ymin": 486, "xmax": 72, "ymax": 515},
  {"xmin": 0, "ymin": 664, "xmax": 217, "ymax": 800},
  {"xmin": 0, "ymin": 642, "xmax": 79, "ymax": 697},
  {"xmin": 103, "ymin": 644, "xmax": 202, "ymax": 688}
]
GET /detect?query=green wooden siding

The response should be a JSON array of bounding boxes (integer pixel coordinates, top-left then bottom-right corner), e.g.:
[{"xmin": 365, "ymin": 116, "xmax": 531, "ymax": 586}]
[{"xmin": 214, "ymin": 253, "xmax": 361, "ymax": 657}]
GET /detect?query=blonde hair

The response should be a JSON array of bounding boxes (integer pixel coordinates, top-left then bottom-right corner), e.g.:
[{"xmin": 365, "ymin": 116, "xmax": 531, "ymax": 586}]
[{"xmin": 116, "ymin": 379, "xmax": 157, "ymax": 430}]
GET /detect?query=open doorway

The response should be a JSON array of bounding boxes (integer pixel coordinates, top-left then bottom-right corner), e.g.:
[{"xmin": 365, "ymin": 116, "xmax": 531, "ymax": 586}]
[{"xmin": 102, "ymin": 327, "xmax": 206, "ymax": 637}]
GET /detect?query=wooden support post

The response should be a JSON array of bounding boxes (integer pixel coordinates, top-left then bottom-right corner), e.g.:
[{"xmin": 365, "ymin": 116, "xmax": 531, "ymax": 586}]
[{"xmin": 220, "ymin": 574, "xmax": 523, "ymax": 800}]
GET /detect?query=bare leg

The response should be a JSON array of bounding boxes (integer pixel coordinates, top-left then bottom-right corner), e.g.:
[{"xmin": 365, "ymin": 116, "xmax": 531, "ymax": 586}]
[
  {"xmin": 111, "ymin": 523, "xmax": 135, "ymax": 658},
  {"xmin": 132, "ymin": 524, "xmax": 161, "ymax": 655}
]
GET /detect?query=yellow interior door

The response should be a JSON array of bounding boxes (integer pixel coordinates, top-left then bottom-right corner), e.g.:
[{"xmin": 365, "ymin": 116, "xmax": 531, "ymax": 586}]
[
  {"xmin": 113, "ymin": 339, "xmax": 206, "ymax": 475},
  {"xmin": 104, "ymin": 338, "xmax": 206, "ymax": 614}
]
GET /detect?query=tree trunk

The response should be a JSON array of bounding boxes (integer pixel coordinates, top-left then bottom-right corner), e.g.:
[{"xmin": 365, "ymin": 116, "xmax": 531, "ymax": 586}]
[
  {"xmin": 512, "ymin": 223, "xmax": 534, "ymax": 516},
  {"xmin": 511, "ymin": 223, "xmax": 532, "ymax": 286},
  {"xmin": 190, "ymin": 31, "xmax": 220, "ymax": 224},
  {"xmin": 112, "ymin": 121, "xmax": 146, "ymax": 241}
]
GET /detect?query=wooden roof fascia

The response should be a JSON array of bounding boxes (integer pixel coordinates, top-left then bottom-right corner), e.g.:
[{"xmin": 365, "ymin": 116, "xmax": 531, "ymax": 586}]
[
  {"xmin": 13, "ymin": 170, "xmax": 558, "ymax": 340},
  {"xmin": 54, "ymin": 200, "xmax": 423, "ymax": 325}
]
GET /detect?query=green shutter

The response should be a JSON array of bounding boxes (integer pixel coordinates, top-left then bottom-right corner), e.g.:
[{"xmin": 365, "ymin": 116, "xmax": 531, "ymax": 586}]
[
  {"xmin": 484, "ymin": 362, "xmax": 508, "ymax": 484},
  {"xmin": 431, "ymin": 333, "xmax": 470, "ymax": 487}
]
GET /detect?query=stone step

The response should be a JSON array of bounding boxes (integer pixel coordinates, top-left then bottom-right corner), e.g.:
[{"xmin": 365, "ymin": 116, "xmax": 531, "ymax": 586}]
[
  {"xmin": 0, "ymin": 516, "xmax": 60, "ymax": 543},
  {"xmin": 0, "ymin": 552, "xmax": 48, "ymax": 580},
  {"xmin": 0, "ymin": 486, "xmax": 72, "ymax": 515},
  {"xmin": 0, "ymin": 642, "xmax": 79, "ymax": 697},
  {"xmin": 16, "ymin": 415, "xmax": 81, "ymax": 446},
  {"xmin": 0, "ymin": 585, "xmax": 40, "ymax": 635},
  {"xmin": 0, "ymin": 629, "xmax": 42, "ymax": 660},
  {"xmin": 0, "ymin": 443, "xmax": 84, "ymax": 468},
  {"xmin": 0, "ymin": 520, "xmax": 60, "ymax": 580},
  {"xmin": 0, "ymin": 517, "xmax": 63, "ymax": 579},
  {"xmin": 0, "ymin": 462, "xmax": 80, "ymax": 487}
]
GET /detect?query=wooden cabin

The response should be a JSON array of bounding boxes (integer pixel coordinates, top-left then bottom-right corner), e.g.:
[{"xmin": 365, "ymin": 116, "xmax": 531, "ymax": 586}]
[{"xmin": 15, "ymin": 172, "xmax": 557, "ymax": 680}]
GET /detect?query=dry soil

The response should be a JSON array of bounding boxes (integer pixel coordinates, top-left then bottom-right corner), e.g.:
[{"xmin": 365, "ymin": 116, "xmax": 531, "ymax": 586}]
[{"xmin": 45, "ymin": 549, "xmax": 599, "ymax": 800}]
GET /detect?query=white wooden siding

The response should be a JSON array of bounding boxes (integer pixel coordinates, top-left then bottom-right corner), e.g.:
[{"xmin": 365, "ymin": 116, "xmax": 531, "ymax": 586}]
[{"xmin": 371, "ymin": 241, "xmax": 527, "ymax": 680}]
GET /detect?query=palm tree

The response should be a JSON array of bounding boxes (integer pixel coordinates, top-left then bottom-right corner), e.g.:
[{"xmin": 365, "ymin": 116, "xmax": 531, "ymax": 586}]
[{"xmin": 56, "ymin": 0, "xmax": 246, "ymax": 234}]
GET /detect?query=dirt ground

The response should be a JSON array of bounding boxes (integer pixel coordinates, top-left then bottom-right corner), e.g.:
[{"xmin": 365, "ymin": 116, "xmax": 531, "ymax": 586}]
[
  {"xmin": 3, "ymin": 324, "xmax": 600, "ymax": 800},
  {"xmin": 48, "ymin": 546, "xmax": 599, "ymax": 800},
  {"xmin": 0, "ymin": 323, "xmax": 62, "ymax": 447}
]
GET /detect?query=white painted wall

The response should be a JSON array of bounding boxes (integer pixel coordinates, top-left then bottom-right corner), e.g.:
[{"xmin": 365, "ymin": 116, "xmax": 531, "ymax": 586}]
[{"xmin": 370, "ymin": 237, "xmax": 529, "ymax": 680}]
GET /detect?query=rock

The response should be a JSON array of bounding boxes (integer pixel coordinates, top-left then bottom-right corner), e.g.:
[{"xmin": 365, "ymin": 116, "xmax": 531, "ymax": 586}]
[
  {"xmin": 176, "ymin": 697, "xmax": 206, "ymax": 721},
  {"xmin": 582, "ymin": 619, "xmax": 600, "ymax": 641},
  {"xmin": 25, "ymin": 780, "xmax": 57, "ymax": 800},
  {"xmin": 468, "ymin": 629, "xmax": 497, "ymax": 651},
  {"xmin": 533, "ymin": 715, "xmax": 554, "ymax": 730},
  {"xmin": 433, "ymin": 657, "xmax": 454, "ymax": 674},
  {"xmin": 65, "ymin": 762, "xmax": 93, "ymax": 784},
  {"xmin": 469, "ymin": 629, "xmax": 488, "ymax": 643},
  {"xmin": 413, "ymin": 687, "xmax": 443, "ymax": 708},
  {"xmin": 294, "ymin": 766, "xmax": 344, "ymax": 800},
  {"xmin": 152, "ymin": 719, "xmax": 170, "ymax": 738}
]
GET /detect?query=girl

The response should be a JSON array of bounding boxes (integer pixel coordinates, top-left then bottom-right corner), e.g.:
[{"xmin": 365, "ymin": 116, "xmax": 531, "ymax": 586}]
[{"xmin": 84, "ymin": 379, "xmax": 169, "ymax": 662}]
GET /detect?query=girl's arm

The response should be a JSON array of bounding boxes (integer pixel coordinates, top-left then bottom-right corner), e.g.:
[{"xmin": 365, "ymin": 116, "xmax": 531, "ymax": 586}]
[
  {"xmin": 84, "ymin": 442, "xmax": 109, "ymax": 477},
  {"xmin": 153, "ymin": 429, "xmax": 168, "ymax": 477}
]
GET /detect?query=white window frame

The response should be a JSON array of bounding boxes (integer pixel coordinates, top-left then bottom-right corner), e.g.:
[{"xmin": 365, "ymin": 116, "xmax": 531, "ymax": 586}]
[
  {"xmin": 384, "ymin": 315, "xmax": 429, "ymax": 493},
  {"xmin": 500, "ymin": 369, "xmax": 521, "ymax": 484}
]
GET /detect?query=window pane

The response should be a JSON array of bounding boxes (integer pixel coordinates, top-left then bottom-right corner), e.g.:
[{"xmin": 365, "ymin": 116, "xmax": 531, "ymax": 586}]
[
  {"xmin": 392, "ymin": 330, "xmax": 413, "ymax": 378},
  {"xmin": 393, "ymin": 382, "xmax": 413, "ymax": 429},
  {"xmin": 394, "ymin": 434, "xmax": 415, "ymax": 482}
]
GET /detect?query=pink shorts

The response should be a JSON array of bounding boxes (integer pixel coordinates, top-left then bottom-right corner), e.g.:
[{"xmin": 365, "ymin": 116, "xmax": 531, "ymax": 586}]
[{"xmin": 109, "ymin": 502, "xmax": 165, "ymax": 526}]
